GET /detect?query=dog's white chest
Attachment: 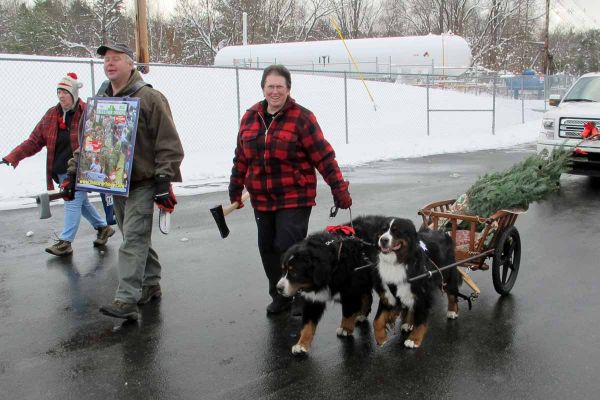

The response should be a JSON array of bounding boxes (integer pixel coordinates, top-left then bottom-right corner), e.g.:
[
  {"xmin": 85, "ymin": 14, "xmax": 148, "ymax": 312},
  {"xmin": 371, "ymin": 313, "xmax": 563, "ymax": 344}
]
[
  {"xmin": 301, "ymin": 288, "xmax": 332, "ymax": 303},
  {"xmin": 378, "ymin": 254, "xmax": 414, "ymax": 309}
]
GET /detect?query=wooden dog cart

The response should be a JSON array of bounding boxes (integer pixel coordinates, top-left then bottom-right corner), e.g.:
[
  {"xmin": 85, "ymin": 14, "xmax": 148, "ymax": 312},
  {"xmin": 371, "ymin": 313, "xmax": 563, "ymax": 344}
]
[{"xmin": 418, "ymin": 199, "xmax": 522, "ymax": 296}]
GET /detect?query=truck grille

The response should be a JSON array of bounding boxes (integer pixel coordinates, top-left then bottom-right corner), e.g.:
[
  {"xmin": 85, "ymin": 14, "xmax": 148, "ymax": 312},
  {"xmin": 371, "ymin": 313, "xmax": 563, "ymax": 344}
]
[{"xmin": 559, "ymin": 117, "xmax": 600, "ymax": 138}]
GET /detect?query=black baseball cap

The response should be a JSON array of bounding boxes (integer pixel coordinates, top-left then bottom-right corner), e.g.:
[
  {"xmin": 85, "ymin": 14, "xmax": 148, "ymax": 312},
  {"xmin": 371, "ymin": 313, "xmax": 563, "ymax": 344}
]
[{"xmin": 97, "ymin": 42, "xmax": 134, "ymax": 60}]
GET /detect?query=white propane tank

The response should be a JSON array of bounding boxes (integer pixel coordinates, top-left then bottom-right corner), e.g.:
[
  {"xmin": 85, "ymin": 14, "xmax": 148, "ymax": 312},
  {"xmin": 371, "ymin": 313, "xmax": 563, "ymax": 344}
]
[{"xmin": 214, "ymin": 34, "xmax": 472, "ymax": 76}]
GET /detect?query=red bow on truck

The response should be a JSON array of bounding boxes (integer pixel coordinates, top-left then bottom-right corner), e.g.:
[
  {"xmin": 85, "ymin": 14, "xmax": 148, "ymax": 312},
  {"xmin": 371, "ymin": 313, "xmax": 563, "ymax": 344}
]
[{"xmin": 581, "ymin": 121, "xmax": 599, "ymax": 140}]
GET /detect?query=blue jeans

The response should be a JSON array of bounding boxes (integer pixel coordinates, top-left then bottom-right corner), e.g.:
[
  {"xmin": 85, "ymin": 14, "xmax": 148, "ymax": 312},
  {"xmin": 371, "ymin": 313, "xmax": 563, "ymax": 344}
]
[{"xmin": 58, "ymin": 174, "xmax": 107, "ymax": 242}]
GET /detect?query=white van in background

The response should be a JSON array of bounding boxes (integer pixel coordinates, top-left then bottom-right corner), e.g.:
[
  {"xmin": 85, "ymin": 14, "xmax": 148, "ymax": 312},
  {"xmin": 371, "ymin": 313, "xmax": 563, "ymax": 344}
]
[{"xmin": 537, "ymin": 72, "xmax": 600, "ymax": 176}]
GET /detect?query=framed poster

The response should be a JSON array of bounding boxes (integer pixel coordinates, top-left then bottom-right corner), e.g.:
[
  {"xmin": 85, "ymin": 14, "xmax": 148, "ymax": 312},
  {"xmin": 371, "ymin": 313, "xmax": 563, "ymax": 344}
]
[{"xmin": 75, "ymin": 97, "xmax": 140, "ymax": 196}]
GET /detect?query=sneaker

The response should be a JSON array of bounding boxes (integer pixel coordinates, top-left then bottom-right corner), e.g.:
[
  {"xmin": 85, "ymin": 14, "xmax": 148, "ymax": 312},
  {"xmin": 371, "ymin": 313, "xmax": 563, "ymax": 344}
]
[
  {"xmin": 45, "ymin": 240, "xmax": 73, "ymax": 256},
  {"xmin": 94, "ymin": 225, "xmax": 115, "ymax": 247},
  {"xmin": 138, "ymin": 284, "xmax": 162, "ymax": 305},
  {"xmin": 99, "ymin": 300, "xmax": 140, "ymax": 320},
  {"xmin": 266, "ymin": 296, "xmax": 292, "ymax": 314}
]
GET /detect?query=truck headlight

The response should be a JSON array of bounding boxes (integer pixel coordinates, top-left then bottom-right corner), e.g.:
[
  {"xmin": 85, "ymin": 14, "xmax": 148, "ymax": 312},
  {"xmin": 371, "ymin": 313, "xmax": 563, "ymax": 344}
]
[{"xmin": 540, "ymin": 118, "xmax": 554, "ymax": 139}]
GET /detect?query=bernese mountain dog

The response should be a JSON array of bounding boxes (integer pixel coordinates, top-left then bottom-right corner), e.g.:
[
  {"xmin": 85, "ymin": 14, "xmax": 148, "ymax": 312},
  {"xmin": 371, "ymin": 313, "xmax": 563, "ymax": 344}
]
[
  {"xmin": 370, "ymin": 217, "xmax": 461, "ymax": 348},
  {"xmin": 276, "ymin": 230, "xmax": 376, "ymax": 355}
]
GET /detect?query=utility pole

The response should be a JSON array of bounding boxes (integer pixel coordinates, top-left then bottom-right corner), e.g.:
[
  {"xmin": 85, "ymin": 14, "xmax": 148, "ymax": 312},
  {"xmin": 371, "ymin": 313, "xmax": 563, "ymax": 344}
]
[
  {"xmin": 135, "ymin": 0, "xmax": 150, "ymax": 74},
  {"xmin": 542, "ymin": 0, "xmax": 551, "ymax": 75}
]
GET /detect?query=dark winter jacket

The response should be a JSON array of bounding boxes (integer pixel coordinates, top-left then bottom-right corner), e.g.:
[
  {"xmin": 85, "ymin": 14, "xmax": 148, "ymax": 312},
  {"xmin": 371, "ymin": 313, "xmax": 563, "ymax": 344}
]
[
  {"xmin": 100, "ymin": 70, "xmax": 184, "ymax": 184},
  {"xmin": 4, "ymin": 100, "xmax": 85, "ymax": 190},
  {"xmin": 229, "ymin": 97, "xmax": 347, "ymax": 211}
]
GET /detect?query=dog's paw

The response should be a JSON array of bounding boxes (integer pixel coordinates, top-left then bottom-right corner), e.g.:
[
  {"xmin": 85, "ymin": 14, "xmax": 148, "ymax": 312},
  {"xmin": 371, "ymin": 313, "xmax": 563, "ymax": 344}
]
[
  {"xmin": 447, "ymin": 311, "xmax": 459, "ymax": 320},
  {"xmin": 291, "ymin": 344, "xmax": 308, "ymax": 355},
  {"xmin": 336, "ymin": 327, "xmax": 353, "ymax": 337},
  {"xmin": 400, "ymin": 323, "xmax": 414, "ymax": 332},
  {"xmin": 403, "ymin": 339, "xmax": 420, "ymax": 349}
]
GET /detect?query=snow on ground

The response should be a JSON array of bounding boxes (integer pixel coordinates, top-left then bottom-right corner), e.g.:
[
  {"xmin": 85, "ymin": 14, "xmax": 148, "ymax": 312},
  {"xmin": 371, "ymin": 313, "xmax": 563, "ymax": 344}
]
[{"xmin": 0, "ymin": 57, "xmax": 543, "ymax": 210}]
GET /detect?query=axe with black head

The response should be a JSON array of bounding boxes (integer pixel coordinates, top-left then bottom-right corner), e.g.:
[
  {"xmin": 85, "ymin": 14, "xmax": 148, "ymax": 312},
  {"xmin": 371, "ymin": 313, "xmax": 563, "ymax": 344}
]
[{"xmin": 210, "ymin": 191, "xmax": 250, "ymax": 238}]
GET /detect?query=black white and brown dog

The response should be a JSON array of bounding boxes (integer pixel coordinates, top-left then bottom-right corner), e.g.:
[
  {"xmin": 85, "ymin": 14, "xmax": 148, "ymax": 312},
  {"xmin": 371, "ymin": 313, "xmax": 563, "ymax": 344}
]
[
  {"xmin": 367, "ymin": 216, "xmax": 461, "ymax": 348},
  {"xmin": 276, "ymin": 230, "xmax": 376, "ymax": 355},
  {"xmin": 349, "ymin": 215, "xmax": 461, "ymax": 347}
]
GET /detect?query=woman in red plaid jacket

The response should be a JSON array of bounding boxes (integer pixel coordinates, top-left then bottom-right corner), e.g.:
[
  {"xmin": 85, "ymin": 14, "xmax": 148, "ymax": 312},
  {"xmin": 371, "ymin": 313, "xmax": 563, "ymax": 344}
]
[
  {"xmin": 2, "ymin": 73, "xmax": 114, "ymax": 256},
  {"xmin": 229, "ymin": 65, "xmax": 352, "ymax": 315}
]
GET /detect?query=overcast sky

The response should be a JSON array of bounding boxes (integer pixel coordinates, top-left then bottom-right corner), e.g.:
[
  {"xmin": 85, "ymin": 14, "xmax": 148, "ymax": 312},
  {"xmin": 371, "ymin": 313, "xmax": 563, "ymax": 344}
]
[{"xmin": 551, "ymin": 0, "xmax": 600, "ymax": 30}]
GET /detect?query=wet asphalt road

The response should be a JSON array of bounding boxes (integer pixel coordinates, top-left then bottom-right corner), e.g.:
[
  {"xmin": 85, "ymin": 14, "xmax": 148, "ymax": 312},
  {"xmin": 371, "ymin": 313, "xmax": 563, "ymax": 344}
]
[{"xmin": 1, "ymin": 144, "xmax": 599, "ymax": 400}]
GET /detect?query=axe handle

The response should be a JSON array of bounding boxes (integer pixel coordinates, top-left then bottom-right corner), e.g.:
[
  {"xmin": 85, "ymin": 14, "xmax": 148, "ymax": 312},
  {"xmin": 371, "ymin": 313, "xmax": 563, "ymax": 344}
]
[
  {"xmin": 457, "ymin": 268, "xmax": 481, "ymax": 295},
  {"xmin": 48, "ymin": 192, "xmax": 66, "ymax": 201},
  {"xmin": 222, "ymin": 191, "xmax": 250, "ymax": 217}
]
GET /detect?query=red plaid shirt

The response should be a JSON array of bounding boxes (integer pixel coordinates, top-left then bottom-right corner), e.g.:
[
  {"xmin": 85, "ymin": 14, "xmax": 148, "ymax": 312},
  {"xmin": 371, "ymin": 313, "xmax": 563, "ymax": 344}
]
[
  {"xmin": 229, "ymin": 98, "xmax": 347, "ymax": 211},
  {"xmin": 5, "ymin": 100, "xmax": 84, "ymax": 190}
]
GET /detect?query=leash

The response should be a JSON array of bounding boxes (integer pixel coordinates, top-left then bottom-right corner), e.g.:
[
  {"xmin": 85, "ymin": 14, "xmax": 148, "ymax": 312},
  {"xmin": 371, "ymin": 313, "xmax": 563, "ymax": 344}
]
[{"xmin": 329, "ymin": 205, "xmax": 353, "ymax": 231}]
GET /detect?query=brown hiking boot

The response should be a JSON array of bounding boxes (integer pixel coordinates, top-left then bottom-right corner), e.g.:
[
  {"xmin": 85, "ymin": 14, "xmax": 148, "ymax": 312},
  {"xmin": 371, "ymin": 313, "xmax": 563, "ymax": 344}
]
[
  {"xmin": 94, "ymin": 225, "xmax": 115, "ymax": 247},
  {"xmin": 138, "ymin": 284, "xmax": 162, "ymax": 305},
  {"xmin": 45, "ymin": 240, "xmax": 73, "ymax": 256},
  {"xmin": 99, "ymin": 300, "xmax": 140, "ymax": 320}
]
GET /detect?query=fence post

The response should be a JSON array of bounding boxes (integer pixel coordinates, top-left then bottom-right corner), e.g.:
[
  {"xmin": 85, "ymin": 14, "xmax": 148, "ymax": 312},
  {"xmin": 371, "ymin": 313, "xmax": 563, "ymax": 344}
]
[
  {"xmin": 544, "ymin": 74, "xmax": 548, "ymax": 112},
  {"xmin": 426, "ymin": 74, "xmax": 430, "ymax": 136},
  {"xmin": 235, "ymin": 67, "xmax": 241, "ymax": 123},
  {"xmin": 344, "ymin": 71, "xmax": 349, "ymax": 144},
  {"xmin": 90, "ymin": 59, "xmax": 96, "ymax": 95},
  {"xmin": 492, "ymin": 75, "xmax": 497, "ymax": 135},
  {"xmin": 521, "ymin": 75, "xmax": 525, "ymax": 124}
]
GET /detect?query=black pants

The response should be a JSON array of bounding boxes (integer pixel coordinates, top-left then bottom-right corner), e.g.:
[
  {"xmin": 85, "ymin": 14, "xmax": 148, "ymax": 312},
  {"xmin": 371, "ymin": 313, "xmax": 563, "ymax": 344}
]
[{"xmin": 254, "ymin": 207, "xmax": 312, "ymax": 300}]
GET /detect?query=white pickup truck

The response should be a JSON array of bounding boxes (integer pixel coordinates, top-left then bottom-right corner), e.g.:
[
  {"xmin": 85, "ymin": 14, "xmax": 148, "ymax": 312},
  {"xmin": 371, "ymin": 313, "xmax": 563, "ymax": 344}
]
[{"xmin": 537, "ymin": 72, "xmax": 600, "ymax": 176}]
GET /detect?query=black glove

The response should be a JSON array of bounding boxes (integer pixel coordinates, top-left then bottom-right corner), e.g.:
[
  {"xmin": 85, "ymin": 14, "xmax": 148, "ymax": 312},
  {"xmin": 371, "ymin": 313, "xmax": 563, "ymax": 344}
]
[
  {"xmin": 154, "ymin": 175, "xmax": 177, "ymax": 212},
  {"xmin": 1, "ymin": 158, "xmax": 9, "ymax": 166},
  {"xmin": 60, "ymin": 174, "xmax": 76, "ymax": 201}
]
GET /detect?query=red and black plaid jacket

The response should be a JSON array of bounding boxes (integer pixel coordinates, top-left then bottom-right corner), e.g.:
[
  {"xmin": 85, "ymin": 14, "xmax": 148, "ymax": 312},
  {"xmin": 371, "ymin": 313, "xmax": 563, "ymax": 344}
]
[
  {"xmin": 229, "ymin": 97, "xmax": 347, "ymax": 211},
  {"xmin": 4, "ymin": 100, "xmax": 84, "ymax": 190}
]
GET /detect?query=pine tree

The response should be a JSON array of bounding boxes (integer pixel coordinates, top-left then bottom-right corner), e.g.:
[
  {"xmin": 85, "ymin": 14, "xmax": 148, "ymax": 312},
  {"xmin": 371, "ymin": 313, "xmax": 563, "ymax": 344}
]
[{"xmin": 464, "ymin": 148, "xmax": 571, "ymax": 218}]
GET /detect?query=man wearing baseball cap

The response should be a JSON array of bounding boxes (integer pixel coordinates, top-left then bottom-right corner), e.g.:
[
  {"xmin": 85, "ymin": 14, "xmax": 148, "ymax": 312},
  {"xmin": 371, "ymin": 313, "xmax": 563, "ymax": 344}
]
[{"xmin": 93, "ymin": 42, "xmax": 184, "ymax": 320}]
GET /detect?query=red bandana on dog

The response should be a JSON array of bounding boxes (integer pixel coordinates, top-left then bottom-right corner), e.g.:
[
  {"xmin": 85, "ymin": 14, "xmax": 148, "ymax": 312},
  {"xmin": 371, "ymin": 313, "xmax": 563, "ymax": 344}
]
[{"xmin": 325, "ymin": 225, "xmax": 355, "ymax": 236}]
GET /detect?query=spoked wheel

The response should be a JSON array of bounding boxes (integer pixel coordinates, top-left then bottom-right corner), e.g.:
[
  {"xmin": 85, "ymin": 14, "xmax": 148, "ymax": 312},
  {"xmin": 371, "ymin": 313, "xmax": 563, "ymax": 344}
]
[{"xmin": 492, "ymin": 226, "xmax": 521, "ymax": 295}]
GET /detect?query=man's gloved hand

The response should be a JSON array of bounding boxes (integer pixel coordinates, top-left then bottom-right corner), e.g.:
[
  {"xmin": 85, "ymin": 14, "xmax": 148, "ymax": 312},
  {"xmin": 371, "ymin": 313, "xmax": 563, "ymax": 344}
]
[
  {"xmin": 333, "ymin": 181, "xmax": 352, "ymax": 209},
  {"xmin": 154, "ymin": 175, "xmax": 177, "ymax": 212},
  {"xmin": 60, "ymin": 174, "xmax": 76, "ymax": 201},
  {"xmin": 1, "ymin": 158, "xmax": 9, "ymax": 166}
]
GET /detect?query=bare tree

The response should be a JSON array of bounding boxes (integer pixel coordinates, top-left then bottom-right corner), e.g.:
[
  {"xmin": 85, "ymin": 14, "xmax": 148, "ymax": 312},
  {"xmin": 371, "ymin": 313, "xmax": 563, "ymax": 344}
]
[
  {"xmin": 92, "ymin": 0, "xmax": 125, "ymax": 43},
  {"xmin": 378, "ymin": 0, "xmax": 408, "ymax": 37},
  {"xmin": 294, "ymin": 0, "xmax": 334, "ymax": 41},
  {"xmin": 328, "ymin": 0, "xmax": 382, "ymax": 38},
  {"xmin": 174, "ymin": 0, "xmax": 225, "ymax": 63}
]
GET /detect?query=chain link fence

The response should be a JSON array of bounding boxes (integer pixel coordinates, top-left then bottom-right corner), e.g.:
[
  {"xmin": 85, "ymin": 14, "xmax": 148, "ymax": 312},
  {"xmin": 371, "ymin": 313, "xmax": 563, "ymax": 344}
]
[{"xmin": 0, "ymin": 55, "xmax": 579, "ymax": 160}]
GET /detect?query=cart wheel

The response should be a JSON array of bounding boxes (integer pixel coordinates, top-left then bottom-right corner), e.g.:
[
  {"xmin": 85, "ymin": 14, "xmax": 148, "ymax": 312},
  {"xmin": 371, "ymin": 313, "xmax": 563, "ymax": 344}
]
[{"xmin": 492, "ymin": 226, "xmax": 521, "ymax": 295}]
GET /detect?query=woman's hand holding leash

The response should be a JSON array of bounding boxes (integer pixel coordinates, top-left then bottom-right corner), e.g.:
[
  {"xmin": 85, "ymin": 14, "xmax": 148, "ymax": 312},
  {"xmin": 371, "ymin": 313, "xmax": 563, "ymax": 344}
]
[{"xmin": 333, "ymin": 181, "xmax": 352, "ymax": 209}]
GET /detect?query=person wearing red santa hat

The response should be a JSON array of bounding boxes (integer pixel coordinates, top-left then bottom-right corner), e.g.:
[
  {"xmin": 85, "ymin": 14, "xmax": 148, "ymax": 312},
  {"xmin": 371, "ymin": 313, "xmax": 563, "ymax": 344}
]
[{"xmin": 2, "ymin": 73, "xmax": 115, "ymax": 256}]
